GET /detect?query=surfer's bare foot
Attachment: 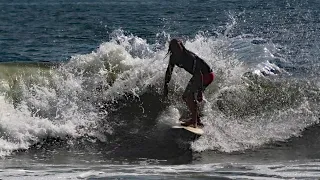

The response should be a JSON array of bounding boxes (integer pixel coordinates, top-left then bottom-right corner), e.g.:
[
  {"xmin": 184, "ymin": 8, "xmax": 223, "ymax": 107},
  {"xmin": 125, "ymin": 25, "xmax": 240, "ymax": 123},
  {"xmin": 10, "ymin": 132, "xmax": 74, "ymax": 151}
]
[
  {"xmin": 181, "ymin": 117, "xmax": 204, "ymax": 127},
  {"xmin": 197, "ymin": 121, "xmax": 204, "ymax": 127},
  {"xmin": 181, "ymin": 119, "xmax": 197, "ymax": 128}
]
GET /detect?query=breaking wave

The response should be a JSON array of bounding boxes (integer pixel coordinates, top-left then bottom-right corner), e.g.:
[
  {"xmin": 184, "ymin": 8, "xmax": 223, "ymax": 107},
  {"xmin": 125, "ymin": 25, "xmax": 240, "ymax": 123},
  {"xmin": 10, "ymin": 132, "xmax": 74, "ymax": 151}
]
[{"xmin": 0, "ymin": 28, "xmax": 319, "ymax": 157}]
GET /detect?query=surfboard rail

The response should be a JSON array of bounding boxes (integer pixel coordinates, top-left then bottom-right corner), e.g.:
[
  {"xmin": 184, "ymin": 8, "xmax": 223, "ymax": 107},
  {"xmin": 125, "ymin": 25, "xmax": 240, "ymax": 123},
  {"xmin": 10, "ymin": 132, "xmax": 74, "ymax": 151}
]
[{"xmin": 172, "ymin": 125, "xmax": 204, "ymax": 135}]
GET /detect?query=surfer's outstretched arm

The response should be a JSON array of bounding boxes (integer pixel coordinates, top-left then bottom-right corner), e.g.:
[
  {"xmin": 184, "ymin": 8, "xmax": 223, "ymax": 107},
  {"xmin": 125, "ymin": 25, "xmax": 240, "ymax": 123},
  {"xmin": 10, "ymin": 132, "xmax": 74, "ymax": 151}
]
[{"xmin": 163, "ymin": 62, "xmax": 174, "ymax": 99}]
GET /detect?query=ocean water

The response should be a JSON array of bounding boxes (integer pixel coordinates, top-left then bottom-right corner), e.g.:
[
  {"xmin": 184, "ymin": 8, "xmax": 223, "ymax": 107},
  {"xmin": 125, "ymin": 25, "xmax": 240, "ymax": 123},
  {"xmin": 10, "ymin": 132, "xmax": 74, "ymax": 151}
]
[{"xmin": 1, "ymin": 0, "xmax": 320, "ymax": 179}]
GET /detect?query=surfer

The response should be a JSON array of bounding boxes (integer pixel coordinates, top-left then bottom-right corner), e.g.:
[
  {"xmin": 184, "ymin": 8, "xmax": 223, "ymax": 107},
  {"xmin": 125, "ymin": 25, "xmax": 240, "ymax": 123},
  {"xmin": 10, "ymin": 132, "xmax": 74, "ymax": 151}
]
[{"xmin": 163, "ymin": 39, "xmax": 214, "ymax": 128}]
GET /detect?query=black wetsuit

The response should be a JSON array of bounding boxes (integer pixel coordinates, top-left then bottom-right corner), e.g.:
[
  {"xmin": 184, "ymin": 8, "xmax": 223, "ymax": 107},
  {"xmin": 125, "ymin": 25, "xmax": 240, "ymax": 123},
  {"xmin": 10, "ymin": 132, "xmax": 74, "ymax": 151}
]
[
  {"xmin": 167, "ymin": 50, "xmax": 213, "ymax": 98},
  {"xmin": 169, "ymin": 50, "xmax": 212, "ymax": 75}
]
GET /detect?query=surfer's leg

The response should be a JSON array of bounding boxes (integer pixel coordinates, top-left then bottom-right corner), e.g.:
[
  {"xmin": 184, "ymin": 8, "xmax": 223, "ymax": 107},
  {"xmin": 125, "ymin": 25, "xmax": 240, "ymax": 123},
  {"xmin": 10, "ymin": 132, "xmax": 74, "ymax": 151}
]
[
  {"xmin": 188, "ymin": 95, "xmax": 198, "ymax": 122},
  {"xmin": 181, "ymin": 95, "xmax": 198, "ymax": 127},
  {"xmin": 195, "ymin": 89, "xmax": 204, "ymax": 126},
  {"xmin": 196, "ymin": 72, "xmax": 215, "ymax": 127},
  {"xmin": 182, "ymin": 77, "xmax": 199, "ymax": 127}
]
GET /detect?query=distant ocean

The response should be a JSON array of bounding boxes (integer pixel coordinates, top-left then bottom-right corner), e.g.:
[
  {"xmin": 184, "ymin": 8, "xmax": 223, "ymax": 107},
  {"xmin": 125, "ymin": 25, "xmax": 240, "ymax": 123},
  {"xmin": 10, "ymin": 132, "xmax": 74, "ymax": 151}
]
[{"xmin": 1, "ymin": 0, "xmax": 320, "ymax": 179}]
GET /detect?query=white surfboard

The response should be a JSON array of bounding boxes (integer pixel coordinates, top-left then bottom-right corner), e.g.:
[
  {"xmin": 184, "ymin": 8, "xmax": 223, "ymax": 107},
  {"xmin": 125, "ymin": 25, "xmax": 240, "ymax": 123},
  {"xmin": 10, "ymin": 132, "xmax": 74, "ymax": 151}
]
[{"xmin": 172, "ymin": 125, "xmax": 204, "ymax": 135}]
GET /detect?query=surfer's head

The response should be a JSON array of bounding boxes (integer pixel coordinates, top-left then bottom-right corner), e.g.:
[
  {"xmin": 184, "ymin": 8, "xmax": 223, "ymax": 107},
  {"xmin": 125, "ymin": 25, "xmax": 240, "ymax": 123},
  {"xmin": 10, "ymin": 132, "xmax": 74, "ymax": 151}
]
[{"xmin": 168, "ymin": 39, "xmax": 184, "ymax": 56}]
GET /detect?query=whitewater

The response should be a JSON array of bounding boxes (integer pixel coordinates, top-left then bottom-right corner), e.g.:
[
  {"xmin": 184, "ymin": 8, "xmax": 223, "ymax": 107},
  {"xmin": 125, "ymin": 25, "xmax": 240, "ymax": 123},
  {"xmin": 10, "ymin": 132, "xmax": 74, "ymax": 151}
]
[{"xmin": 0, "ymin": 29, "xmax": 319, "ymax": 156}]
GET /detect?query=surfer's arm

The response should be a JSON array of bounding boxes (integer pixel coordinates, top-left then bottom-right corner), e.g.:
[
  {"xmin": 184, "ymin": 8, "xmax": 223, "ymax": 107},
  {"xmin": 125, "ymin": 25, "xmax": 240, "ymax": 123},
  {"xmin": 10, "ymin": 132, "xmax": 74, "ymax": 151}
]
[{"xmin": 164, "ymin": 62, "xmax": 175, "ymax": 98}]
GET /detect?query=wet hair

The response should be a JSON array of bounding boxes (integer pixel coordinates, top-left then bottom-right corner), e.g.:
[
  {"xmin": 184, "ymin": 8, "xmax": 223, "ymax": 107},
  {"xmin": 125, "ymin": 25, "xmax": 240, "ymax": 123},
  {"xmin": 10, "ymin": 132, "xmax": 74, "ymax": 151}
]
[
  {"xmin": 168, "ymin": 39, "xmax": 185, "ymax": 54},
  {"xmin": 163, "ymin": 39, "xmax": 186, "ymax": 60}
]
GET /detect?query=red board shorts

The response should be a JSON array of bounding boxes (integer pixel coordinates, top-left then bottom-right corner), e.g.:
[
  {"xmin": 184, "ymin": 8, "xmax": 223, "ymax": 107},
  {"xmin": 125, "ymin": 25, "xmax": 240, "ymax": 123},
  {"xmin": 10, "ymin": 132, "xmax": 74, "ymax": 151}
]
[{"xmin": 183, "ymin": 72, "xmax": 215, "ymax": 99}]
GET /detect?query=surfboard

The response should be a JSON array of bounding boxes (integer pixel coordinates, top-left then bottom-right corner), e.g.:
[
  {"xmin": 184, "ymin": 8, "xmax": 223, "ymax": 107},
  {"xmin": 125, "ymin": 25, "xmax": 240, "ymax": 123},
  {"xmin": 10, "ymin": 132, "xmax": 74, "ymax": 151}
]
[{"xmin": 172, "ymin": 124, "xmax": 204, "ymax": 135}]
